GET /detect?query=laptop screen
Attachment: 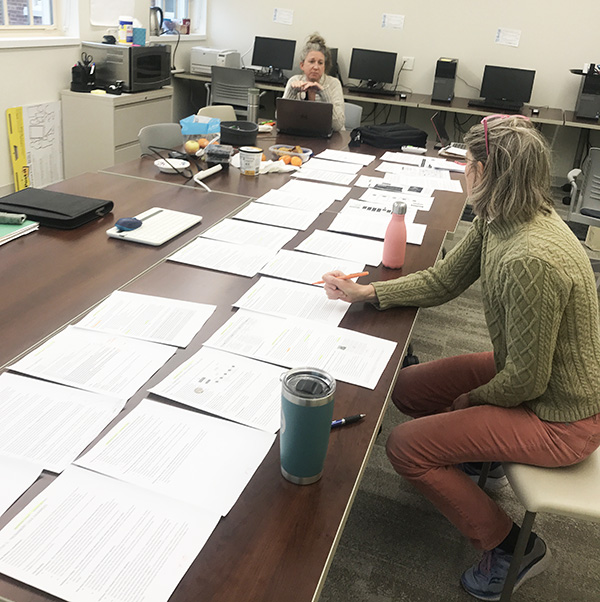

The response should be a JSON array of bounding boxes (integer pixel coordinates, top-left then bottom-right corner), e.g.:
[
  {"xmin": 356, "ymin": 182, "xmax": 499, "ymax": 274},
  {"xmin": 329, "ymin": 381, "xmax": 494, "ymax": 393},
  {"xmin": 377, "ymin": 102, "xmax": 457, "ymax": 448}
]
[{"xmin": 276, "ymin": 98, "xmax": 334, "ymax": 138}]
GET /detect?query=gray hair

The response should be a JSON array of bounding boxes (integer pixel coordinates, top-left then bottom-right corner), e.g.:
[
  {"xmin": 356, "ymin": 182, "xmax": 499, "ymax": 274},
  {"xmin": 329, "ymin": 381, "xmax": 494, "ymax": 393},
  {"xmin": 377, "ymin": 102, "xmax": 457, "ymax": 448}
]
[
  {"xmin": 464, "ymin": 116, "xmax": 554, "ymax": 223},
  {"xmin": 300, "ymin": 33, "xmax": 331, "ymax": 73}
]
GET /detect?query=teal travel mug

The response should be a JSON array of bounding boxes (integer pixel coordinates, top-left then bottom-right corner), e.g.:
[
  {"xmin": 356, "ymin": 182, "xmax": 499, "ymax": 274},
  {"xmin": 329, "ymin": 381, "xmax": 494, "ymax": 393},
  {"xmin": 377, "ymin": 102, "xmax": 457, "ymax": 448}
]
[{"xmin": 280, "ymin": 367, "xmax": 336, "ymax": 485}]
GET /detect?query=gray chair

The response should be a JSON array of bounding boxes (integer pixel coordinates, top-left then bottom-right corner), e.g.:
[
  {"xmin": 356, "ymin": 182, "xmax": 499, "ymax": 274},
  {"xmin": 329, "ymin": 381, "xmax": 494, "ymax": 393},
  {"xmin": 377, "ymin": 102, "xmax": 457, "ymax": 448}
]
[
  {"xmin": 205, "ymin": 66, "xmax": 257, "ymax": 118},
  {"xmin": 344, "ymin": 102, "xmax": 363, "ymax": 130},
  {"xmin": 479, "ymin": 450, "xmax": 600, "ymax": 601},
  {"xmin": 138, "ymin": 123, "xmax": 184, "ymax": 155},
  {"xmin": 197, "ymin": 105, "xmax": 237, "ymax": 121},
  {"xmin": 567, "ymin": 147, "xmax": 600, "ymax": 227}
]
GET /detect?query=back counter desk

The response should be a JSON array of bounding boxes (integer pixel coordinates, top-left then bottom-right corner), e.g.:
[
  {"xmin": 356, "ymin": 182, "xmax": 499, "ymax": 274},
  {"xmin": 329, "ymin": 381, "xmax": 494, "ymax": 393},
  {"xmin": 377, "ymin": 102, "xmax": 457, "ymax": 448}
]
[{"xmin": 0, "ymin": 132, "xmax": 464, "ymax": 602}]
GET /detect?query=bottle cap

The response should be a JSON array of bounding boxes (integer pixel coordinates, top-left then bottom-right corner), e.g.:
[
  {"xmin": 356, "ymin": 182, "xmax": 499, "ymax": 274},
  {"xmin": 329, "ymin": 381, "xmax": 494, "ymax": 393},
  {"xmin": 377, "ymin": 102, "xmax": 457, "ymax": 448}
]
[{"xmin": 392, "ymin": 201, "xmax": 407, "ymax": 215}]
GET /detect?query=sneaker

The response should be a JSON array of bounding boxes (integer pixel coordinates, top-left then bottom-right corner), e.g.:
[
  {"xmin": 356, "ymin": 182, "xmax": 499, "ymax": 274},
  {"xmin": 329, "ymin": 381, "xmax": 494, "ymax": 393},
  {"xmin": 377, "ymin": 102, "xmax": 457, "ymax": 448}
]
[
  {"xmin": 460, "ymin": 535, "xmax": 551, "ymax": 601},
  {"xmin": 459, "ymin": 462, "xmax": 508, "ymax": 491}
]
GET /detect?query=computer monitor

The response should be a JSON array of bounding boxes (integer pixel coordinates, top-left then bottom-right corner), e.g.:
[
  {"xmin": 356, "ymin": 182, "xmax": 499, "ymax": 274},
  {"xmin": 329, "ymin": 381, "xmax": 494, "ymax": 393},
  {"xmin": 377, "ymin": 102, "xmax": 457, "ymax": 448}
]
[
  {"xmin": 480, "ymin": 65, "xmax": 535, "ymax": 104},
  {"xmin": 348, "ymin": 48, "xmax": 397, "ymax": 87},
  {"xmin": 251, "ymin": 36, "xmax": 296, "ymax": 72}
]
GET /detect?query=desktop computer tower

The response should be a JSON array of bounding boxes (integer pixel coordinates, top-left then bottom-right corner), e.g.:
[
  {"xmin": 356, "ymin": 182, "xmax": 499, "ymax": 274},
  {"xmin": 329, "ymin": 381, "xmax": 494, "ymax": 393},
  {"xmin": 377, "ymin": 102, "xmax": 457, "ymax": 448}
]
[
  {"xmin": 575, "ymin": 67, "xmax": 600, "ymax": 120},
  {"xmin": 432, "ymin": 58, "xmax": 458, "ymax": 102}
]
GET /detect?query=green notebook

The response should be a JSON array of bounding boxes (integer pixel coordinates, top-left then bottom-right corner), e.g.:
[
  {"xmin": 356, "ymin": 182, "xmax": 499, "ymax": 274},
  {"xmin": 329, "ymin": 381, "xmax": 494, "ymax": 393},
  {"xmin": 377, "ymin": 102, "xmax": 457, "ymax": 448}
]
[{"xmin": 0, "ymin": 220, "xmax": 39, "ymax": 246}]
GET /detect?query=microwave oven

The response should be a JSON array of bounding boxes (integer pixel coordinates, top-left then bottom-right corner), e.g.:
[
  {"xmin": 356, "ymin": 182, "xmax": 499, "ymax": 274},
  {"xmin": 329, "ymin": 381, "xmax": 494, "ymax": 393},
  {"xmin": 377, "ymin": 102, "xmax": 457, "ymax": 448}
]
[{"xmin": 81, "ymin": 42, "xmax": 171, "ymax": 93}]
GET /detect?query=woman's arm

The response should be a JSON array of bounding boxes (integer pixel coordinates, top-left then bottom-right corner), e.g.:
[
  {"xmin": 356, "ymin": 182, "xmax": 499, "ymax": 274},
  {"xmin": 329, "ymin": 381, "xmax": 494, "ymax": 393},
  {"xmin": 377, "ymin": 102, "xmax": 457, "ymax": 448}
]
[{"xmin": 317, "ymin": 76, "xmax": 346, "ymax": 132}]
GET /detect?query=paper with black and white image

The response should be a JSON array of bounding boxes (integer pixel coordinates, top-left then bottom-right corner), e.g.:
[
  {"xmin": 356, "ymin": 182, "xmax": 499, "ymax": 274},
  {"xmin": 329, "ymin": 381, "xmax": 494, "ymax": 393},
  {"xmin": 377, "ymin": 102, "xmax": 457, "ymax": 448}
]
[
  {"xmin": 150, "ymin": 347, "xmax": 283, "ymax": 433},
  {"xmin": 204, "ymin": 310, "xmax": 397, "ymax": 390}
]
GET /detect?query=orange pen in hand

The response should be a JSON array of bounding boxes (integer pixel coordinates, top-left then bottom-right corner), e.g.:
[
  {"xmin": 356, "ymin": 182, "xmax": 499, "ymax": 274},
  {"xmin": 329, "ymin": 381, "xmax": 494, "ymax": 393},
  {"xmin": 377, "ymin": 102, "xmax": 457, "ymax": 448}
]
[{"xmin": 312, "ymin": 271, "xmax": 369, "ymax": 285}]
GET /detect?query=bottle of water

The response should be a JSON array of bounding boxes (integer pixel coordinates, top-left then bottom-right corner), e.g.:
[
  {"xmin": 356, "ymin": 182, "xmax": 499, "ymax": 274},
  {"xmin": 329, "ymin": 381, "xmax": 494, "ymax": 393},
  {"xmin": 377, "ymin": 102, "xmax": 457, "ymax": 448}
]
[
  {"xmin": 247, "ymin": 88, "xmax": 259, "ymax": 124},
  {"xmin": 382, "ymin": 201, "xmax": 407, "ymax": 268}
]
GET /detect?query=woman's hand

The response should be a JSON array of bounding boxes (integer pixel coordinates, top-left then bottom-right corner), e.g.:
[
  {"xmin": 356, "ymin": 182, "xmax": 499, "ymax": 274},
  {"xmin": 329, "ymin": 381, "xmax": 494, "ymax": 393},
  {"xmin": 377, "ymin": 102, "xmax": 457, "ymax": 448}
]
[
  {"xmin": 322, "ymin": 271, "xmax": 377, "ymax": 304},
  {"xmin": 445, "ymin": 392, "xmax": 471, "ymax": 412}
]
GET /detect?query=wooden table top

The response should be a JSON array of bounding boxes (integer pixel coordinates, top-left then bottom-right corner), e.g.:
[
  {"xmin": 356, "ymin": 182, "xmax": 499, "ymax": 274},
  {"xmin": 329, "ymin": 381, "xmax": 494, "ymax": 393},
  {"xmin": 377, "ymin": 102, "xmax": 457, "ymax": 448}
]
[{"xmin": 0, "ymin": 133, "xmax": 463, "ymax": 602}]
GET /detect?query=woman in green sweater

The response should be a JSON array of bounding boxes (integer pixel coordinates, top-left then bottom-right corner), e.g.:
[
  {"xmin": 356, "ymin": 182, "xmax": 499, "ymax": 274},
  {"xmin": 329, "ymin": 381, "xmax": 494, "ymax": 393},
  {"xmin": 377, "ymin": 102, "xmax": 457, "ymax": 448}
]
[{"xmin": 322, "ymin": 115, "xmax": 600, "ymax": 600}]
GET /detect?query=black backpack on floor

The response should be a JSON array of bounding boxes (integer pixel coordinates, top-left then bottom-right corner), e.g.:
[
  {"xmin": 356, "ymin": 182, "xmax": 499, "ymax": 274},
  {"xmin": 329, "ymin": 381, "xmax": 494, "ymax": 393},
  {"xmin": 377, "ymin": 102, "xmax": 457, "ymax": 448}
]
[{"xmin": 349, "ymin": 123, "xmax": 427, "ymax": 149}]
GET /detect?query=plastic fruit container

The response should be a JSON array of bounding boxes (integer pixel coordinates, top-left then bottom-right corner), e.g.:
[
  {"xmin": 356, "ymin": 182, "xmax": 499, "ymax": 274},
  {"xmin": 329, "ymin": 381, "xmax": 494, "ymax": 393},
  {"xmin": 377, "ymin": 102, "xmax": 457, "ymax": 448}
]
[{"xmin": 269, "ymin": 144, "xmax": 312, "ymax": 163}]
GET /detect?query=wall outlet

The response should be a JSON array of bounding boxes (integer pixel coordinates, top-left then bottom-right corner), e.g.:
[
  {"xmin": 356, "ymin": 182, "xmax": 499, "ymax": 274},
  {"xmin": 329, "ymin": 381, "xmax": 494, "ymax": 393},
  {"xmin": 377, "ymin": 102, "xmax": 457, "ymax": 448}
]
[{"xmin": 402, "ymin": 56, "xmax": 415, "ymax": 71}]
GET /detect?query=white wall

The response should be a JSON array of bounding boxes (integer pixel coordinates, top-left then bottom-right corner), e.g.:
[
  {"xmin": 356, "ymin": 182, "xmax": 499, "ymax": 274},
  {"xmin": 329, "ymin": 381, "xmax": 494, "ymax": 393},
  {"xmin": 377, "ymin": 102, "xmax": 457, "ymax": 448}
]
[{"xmin": 1, "ymin": 0, "xmax": 599, "ymax": 194}]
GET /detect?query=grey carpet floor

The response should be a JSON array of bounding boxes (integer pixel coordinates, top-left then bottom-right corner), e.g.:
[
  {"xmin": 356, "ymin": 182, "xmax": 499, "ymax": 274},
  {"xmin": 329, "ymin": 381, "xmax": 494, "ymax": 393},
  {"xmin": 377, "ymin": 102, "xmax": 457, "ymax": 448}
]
[{"xmin": 320, "ymin": 214, "xmax": 600, "ymax": 602}]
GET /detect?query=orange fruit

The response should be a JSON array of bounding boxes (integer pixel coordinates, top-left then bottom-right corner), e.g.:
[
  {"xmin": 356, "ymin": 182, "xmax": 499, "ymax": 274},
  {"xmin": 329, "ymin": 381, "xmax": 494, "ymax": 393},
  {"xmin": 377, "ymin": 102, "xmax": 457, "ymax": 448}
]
[
  {"xmin": 261, "ymin": 153, "xmax": 267, "ymax": 161},
  {"xmin": 280, "ymin": 155, "xmax": 291, "ymax": 164},
  {"xmin": 197, "ymin": 138, "xmax": 210, "ymax": 148},
  {"xmin": 290, "ymin": 156, "xmax": 302, "ymax": 167}
]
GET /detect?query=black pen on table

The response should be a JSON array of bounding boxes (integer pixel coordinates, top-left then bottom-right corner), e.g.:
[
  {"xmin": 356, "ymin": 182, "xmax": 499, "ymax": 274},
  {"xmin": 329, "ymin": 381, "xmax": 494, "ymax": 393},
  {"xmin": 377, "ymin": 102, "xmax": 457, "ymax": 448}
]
[{"xmin": 331, "ymin": 414, "xmax": 366, "ymax": 429}]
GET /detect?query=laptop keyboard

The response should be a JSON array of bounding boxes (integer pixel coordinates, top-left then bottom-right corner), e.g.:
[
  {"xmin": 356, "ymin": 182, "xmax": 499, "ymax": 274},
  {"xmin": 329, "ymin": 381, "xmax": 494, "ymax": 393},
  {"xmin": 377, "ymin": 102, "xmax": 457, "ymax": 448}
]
[{"xmin": 346, "ymin": 86, "xmax": 398, "ymax": 97}]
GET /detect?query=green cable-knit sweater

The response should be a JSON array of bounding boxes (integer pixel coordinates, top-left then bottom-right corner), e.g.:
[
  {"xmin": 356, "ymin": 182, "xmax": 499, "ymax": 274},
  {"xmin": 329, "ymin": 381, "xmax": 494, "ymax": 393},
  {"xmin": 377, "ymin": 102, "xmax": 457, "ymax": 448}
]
[{"xmin": 373, "ymin": 209, "xmax": 600, "ymax": 422}]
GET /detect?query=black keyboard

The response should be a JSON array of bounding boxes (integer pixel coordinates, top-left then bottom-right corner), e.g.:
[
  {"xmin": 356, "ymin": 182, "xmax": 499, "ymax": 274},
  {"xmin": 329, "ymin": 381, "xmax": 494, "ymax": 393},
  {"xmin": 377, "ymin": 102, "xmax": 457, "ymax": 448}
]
[
  {"xmin": 346, "ymin": 86, "xmax": 398, "ymax": 97},
  {"xmin": 467, "ymin": 98, "xmax": 524, "ymax": 113}
]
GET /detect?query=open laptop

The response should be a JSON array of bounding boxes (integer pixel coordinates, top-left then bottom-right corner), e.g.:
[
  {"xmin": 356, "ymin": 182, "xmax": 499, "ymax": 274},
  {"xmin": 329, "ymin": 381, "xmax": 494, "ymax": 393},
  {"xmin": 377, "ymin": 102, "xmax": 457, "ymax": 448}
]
[{"xmin": 276, "ymin": 98, "xmax": 333, "ymax": 138}]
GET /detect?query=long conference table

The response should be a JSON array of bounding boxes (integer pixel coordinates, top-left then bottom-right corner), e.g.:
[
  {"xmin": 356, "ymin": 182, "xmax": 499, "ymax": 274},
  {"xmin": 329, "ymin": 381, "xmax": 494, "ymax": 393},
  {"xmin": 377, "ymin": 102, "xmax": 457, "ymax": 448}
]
[{"xmin": 0, "ymin": 131, "xmax": 467, "ymax": 602}]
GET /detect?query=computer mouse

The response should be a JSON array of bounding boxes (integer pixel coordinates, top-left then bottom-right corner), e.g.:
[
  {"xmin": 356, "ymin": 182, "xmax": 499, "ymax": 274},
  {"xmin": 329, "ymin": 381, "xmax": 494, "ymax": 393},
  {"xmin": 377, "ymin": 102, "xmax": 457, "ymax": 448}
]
[{"xmin": 115, "ymin": 217, "xmax": 142, "ymax": 232}]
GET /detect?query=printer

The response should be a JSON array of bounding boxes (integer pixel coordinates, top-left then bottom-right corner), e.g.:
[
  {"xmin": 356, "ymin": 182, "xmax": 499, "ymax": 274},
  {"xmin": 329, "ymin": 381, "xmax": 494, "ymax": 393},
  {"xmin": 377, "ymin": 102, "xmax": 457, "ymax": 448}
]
[{"xmin": 190, "ymin": 47, "xmax": 241, "ymax": 75}]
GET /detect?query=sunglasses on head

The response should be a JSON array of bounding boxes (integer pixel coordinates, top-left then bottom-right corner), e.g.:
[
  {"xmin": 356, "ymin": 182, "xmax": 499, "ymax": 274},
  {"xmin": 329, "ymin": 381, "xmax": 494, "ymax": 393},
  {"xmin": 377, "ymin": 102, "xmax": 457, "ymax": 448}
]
[{"xmin": 481, "ymin": 114, "xmax": 530, "ymax": 156}]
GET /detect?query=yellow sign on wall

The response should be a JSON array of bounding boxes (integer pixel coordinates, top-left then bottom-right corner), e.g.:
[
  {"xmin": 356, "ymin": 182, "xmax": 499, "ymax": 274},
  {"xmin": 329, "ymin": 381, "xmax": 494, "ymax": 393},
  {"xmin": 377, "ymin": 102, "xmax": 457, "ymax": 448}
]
[{"xmin": 6, "ymin": 107, "xmax": 30, "ymax": 191}]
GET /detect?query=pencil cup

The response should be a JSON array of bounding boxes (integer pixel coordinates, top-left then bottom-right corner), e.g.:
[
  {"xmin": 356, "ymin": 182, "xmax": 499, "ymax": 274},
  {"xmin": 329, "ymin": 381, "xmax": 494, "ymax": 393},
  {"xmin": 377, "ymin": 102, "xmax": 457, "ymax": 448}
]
[{"xmin": 280, "ymin": 367, "xmax": 336, "ymax": 485}]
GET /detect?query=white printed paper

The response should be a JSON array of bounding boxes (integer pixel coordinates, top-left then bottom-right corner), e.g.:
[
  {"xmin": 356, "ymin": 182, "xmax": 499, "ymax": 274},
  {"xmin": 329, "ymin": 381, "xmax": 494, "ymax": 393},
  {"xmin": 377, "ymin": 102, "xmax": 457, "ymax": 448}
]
[
  {"xmin": 296, "ymin": 229, "xmax": 384, "ymax": 266},
  {"xmin": 0, "ymin": 373, "xmax": 125, "ymax": 473},
  {"xmin": 304, "ymin": 158, "xmax": 362, "ymax": 175},
  {"xmin": 495, "ymin": 27, "xmax": 521, "ymax": 47},
  {"xmin": 201, "ymin": 219, "xmax": 298, "ymax": 251},
  {"xmin": 233, "ymin": 277, "xmax": 350, "ymax": 325},
  {"xmin": 279, "ymin": 179, "xmax": 351, "ymax": 201},
  {"xmin": 0, "ymin": 465, "xmax": 220, "ymax": 602},
  {"xmin": 75, "ymin": 399, "xmax": 275, "ymax": 515},
  {"xmin": 9, "ymin": 326, "xmax": 176, "ymax": 400},
  {"xmin": 150, "ymin": 347, "xmax": 283, "ymax": 433},
  {"xmin": 273, "ymin": 7, "xmax": 293, "ymax": 25},
  {"xmin": 234, "ymin": 202, "xmax": 319, "ymax": 230},
  {"xmin": 259, "ymin": 249, "xmax": 365, "ymax": 286},
  {"xmin": 254, "ymin": 188, "xmax": 335, "ymax": 213},
  {"xmin": 169, "ymin": 237, "xmax": 276, "ymax": 277},
  {"xmin": 76, "ymin": 291, "xmax": 216, "ymax": 347},
  {"xmin": 0, "ymin": 455, "xmax": 42, "ymax": 518},
  {"xmin": 291, "ymin": 168, "xmax": 357, "ymax": 186},
  {"xmin": 315, "ymin": 149, "xmax": 376, "ymax": 165},
  {"xmin": 204, "ymin": 310, "xmax": 397, "ymax": 390},
  {"xmin": 382, "ymin": 13, "xmax": 404, "ymax": 29}
]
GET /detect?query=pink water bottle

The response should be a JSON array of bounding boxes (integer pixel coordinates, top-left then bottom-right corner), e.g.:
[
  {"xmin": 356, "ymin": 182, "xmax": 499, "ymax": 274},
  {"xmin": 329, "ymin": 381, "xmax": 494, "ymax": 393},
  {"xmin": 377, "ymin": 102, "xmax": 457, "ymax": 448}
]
[{"xmin": 382, "ymin": 201, "xmax": 407, "ymax": 268}]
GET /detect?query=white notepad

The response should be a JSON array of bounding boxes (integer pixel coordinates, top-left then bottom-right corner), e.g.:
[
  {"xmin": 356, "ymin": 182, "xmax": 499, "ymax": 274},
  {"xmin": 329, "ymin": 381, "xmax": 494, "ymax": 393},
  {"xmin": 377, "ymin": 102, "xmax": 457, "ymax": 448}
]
[{"xmin": 106, "ymin": 207, "xmax": 202, "ymax": 246}]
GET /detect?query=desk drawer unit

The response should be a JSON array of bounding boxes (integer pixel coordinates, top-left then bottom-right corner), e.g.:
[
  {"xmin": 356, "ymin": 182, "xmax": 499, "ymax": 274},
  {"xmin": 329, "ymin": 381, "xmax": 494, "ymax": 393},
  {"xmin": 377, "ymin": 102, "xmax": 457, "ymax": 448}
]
[{"xmin": 61, "ymin": 87, "xmax": 173, "ymax": 178}]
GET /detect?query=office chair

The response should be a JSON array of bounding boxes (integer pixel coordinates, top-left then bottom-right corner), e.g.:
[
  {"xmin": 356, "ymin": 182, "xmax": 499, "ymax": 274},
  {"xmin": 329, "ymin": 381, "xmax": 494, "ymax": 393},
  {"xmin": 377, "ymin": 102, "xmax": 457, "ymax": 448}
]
[
  {"xmin": 567, "ymin": 147, "xmax": 600, "ymax": 227},
  {"xmin": 205, "ymin": 66, "xmax": 259, "ymax": 118},
  {"xmin": 478, "ymin": 450, "xmax": 600, "ymax": 601},
  {"xmin": 344, "ymin": 102, "xmax": 363, "ymax": 130},
  {"xmin": 138, "ymin": 123, "xmax": 184, "ymax": 155},
  {"xmin": 197, "ymin": 105, "xmax": 237, "ymax": 121}
]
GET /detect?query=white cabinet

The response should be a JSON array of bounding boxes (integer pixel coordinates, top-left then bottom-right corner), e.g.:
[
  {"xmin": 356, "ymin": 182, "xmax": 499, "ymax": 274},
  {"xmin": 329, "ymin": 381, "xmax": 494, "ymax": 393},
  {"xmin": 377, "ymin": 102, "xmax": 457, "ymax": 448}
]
[{"xmin": 61, "ymin": 87, "xmax": 173, "ymax": 178}]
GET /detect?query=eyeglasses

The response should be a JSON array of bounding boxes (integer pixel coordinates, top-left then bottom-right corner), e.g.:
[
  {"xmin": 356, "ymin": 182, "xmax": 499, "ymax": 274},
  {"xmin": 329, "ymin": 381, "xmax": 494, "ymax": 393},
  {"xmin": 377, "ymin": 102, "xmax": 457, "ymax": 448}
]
[{"xmin": 481, "ymin": 114, "xmax": 530, "ymax": 156}]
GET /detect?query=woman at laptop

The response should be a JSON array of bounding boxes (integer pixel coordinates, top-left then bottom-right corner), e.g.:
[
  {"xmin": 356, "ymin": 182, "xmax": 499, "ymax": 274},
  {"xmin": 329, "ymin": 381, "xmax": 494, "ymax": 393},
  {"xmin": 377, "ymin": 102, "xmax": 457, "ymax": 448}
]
[
  {"xmin": 283, "ymin": 33, "xmax": 345, "ymax": 132},
  {"xmin": 320, "ymin": 116, "xmax": 600, "ymax": 600}
]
